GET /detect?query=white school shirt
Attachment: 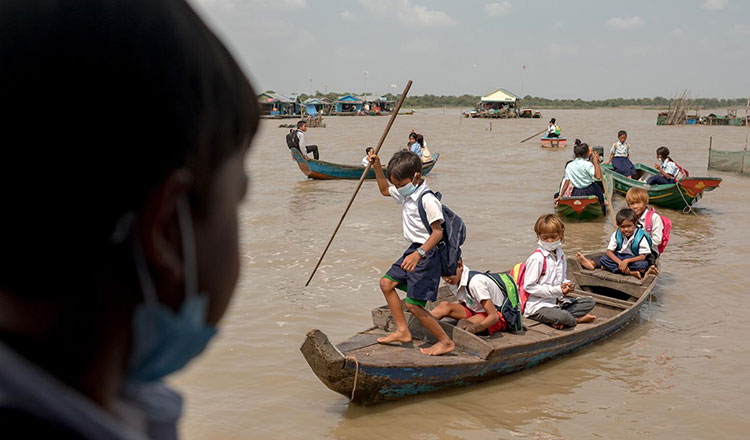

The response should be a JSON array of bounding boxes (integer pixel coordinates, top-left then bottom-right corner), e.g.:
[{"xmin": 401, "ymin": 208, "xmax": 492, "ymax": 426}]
[
  {"xmin": 449, "ymin": 265, "xmax": 507, "ymax": 314},
  {"xmin": 361, "ymin": 156, "xmax": 370, "ymax": 167},
  {"xmin": 661, "ymin": 158, "xmax": 679, "ymax": 178},
  {"xmin": 610, "ymin": 141, "xmax": 630, "ymax": 157},
  {"xmin": 606, "ymin": 230, "xmax": 652, "ymax": 256},
  {"xmin": 640, "ymin": 209, "xmax": 663, "ymax": 253},
  {"xmin": 296, "ymin": 130, "xmax": 308, "ymax": 157},
  {"xmin": 546, "ymin": 124, "xmax": 557, "ymax": 135},
  {"xmin": 388, "ymin": 180, "xmax": 443, "ymax": 244},
  {"xmin": 564, "ymin": 158, "xmax": 595, "ymax": 189},
  {"xmin": 523, "ymin": 247, "xmax": 569, "ymax": 317}
]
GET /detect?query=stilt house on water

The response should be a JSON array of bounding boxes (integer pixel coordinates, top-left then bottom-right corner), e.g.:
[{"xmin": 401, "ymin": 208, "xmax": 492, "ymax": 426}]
[
  {"xmin": 464, "ymin": 88, "xmax": 524, "ymax": 118},
  {"xmin": 258, "ymin": 92, "xmax": 300, "ymax": 118},
  {"xmin": 360, "ymin": 95, "xmax": 396, "ymax": 114},
  {"xmin": 334, "ymin": 95, "xmax": 363, "ymax": 114},
  {"xmin": 302, "ymin": 98, "xmax": 333, "ymax": 116}
]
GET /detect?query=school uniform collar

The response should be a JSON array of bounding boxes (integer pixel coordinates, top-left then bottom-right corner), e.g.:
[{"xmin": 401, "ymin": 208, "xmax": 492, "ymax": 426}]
[
  {"xmin": 536, "ymin": 247, "xmax": 563, "ymax": 260},
  {"xmin": 458, "ymin": 265, "xmax": 471, "ymax": 288},
  {"xmin": 407, "ymin": 179, "xmax": 429, "ymax": 201}
]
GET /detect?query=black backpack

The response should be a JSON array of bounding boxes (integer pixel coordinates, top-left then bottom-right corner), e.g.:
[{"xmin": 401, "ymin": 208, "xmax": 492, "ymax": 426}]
[
  {"xmin": 285, "ymin": 129, "xmax": 300, "ymax": 150},
  {"xmin": 416, "ymin": 190, "xmax": 466, "ymax": 277}
]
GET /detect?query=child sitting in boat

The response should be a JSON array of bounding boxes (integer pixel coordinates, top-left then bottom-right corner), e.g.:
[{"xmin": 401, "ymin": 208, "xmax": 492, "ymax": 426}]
[
  {"xmin": 605, "ymin": 130, "xmax": 636, "ymax": 178},
  {"xmin": 407, "ymin": 132, "xmax": 422, "ymax": 157},
  {"xmin": 370, "ymin": 150, "xmax": 454, "ymax": 356},
  {"xmin": 626, "ymin": 188, "xmax": 670, "ymax": 265},
  {"xmin": 556, "ymin": 142, "xmax": 606, "ymax": 215},
  {"xmin": 546, "ymin": 118, "xmax": 560, "ymax": 138},
  {"xmin": 646, "ymin": 146, "xmax": 679, "ymax": 185},
  {"xmin": 431, "ymin": 259, "xmax": 521, "ymax": 335},
  {"xmin": 524, "ymin": 214, "xmax": 596, "ymax": 329},
  {"xmin": 361, "ymin": 146, "xmax": 375, "ymax": 167},
  {"xmin": 576, "ymin": 208, "xmax": 655, "ymax": 279}
]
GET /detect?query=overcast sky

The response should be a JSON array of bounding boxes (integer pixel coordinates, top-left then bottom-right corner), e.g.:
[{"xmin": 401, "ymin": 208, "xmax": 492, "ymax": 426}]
[{"xmin": 190, "ymin": 0, "xmax": 749, "ymax": 99}]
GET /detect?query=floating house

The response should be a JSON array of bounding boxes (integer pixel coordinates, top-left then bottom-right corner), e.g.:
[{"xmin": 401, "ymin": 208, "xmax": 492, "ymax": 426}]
[
  {"xmin": 258, "ymin": 92, "xmax": 300, "ymax": 117},
  {"xmin": 360, "ymin": 95, "xmax": 395, "ymax": 114},
  {"xmin": 334, "ymin": 95, "xmax": 363, "ymax": 113},
  {"xmin": 479, "ymin": 88, "xmax": 521, "ymax": 111},
  {"xmin": 302, "ymin": 98, "xmax": 333, "ymax": 116}
]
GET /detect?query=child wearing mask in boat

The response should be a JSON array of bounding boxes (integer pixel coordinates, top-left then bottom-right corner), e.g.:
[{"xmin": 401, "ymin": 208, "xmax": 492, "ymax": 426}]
[
  {"xmin": 370, "ymin": 150, "xmax": 454, "ymax": 356},
  {"xmin": 524, "ymin": 214, "xmax": 596, "ymax": 329},
  {"xmin": 430, "ymin": 258, "xmax": 519, "ymax": 335},
  {"xmin": 647, "ymin": 146, "xmax": 680, "ymax": 185},
  {"xmin": 556, "ymin": 142, "xmax": 606, "ymax": 215},
  {"xmin": 605, "ymin": 130, "xmax": 637, "ymax": 178},
  {"xmin": 576, "ymin": 208, "xmax": 655, "ymax": 279}
]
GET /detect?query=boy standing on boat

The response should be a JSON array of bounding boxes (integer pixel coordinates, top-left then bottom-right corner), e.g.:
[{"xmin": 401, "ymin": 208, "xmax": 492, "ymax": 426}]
[
  {"xmin": 370, "ymin": 151, "xmax": 455, "ymax": 356},
  {"xmin": 287, "ymin": 120, "xmax": 319, "ymax": 160}
]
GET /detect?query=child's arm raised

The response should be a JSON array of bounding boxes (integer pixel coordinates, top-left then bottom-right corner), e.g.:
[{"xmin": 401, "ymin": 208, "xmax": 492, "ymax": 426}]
[
  {"xmin": 370, "ymin": 155, "xmax": 390, "ymax": 197},
  {"xmin": 592, "ymin": 150, "xmax": 602, "ymax": 180}
]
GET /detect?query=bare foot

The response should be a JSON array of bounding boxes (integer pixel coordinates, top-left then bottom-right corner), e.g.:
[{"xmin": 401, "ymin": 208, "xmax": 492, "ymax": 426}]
[
  {"xmin": 631, "ymin": 270, "xmax": 643, "ymax": 280},
  {"xmin": 576, "ymin": 252, "xmax": 596, "ymax": 270},
  {"xmin": 377, "ymin": 329, "xmax": 412, "ymax": 344},
  {"xmin": 646, "ymin": 265, "xmax": 660, "ymax": 276},
  {"xmin": 577, "ymin": 314, "xmax": 596, "ymax": 324},
  {"xmin": 420, "ymin": 340, "xmax": 455, "ymax": 356},
  {"xmin": 551, "ymin": 323, "xmax": 564, "ymax": 330}
]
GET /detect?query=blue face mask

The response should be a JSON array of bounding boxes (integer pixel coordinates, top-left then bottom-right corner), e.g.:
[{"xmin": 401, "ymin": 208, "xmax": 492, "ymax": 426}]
[
  {"xmin": 127, "ymin": 197, "xmax": 217, "ymax": 382},
  {"xmin": 396, "ymin": 176, "xmax": 419, "ymax": 198}
]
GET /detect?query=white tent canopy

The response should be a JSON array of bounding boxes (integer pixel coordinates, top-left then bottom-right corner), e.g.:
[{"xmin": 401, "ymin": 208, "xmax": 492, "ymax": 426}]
[{"xmin": 480, "ymin": 88, "xmax": 521, "ymax": 103}]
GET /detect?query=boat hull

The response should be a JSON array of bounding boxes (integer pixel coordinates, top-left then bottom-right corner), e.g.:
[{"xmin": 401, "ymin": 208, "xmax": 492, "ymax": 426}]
[
  {"xmin": 541, "ymin": 137, "xmax": 567, "ymax": 148},
  {"xmin": 291, "ymin": 149, "xmax": 439, "ymax": 180},
  {"xmin": 556, "ymin": 174, "xmax": 613, "ymax": 220},
  {"xmin": 301, "ymin": 255, "xmax": 657, "ymax": 405},
  {"xmin": 602, "ymin": 163, "xmax": 722, "ymax": 210}
]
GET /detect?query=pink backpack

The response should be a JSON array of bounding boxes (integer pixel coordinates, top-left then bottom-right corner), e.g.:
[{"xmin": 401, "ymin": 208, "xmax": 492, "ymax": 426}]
[
  {"xmin": 644, "ymin": 209, "xmax": 671, "ymax": 253},
  {"xmin": 511, "ymin": 250, "xmax": 546, "ymax": 314}
]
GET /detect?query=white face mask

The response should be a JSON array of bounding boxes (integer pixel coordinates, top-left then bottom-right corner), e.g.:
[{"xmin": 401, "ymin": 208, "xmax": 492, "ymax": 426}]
[{"xmin": 538, "ymin": 239, "xmax": 561, "ymax": 252}]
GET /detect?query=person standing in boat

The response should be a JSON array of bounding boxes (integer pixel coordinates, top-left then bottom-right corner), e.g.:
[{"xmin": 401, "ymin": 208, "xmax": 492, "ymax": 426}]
[
  {"xmin": 524, "ymin": 215, "xmax": 596, "ymax": 329},
  {"xmin": 286, "ymin": 120, "xmax": 319, "ymax": 160},
  {"xmin": 369, "ymin": 151, "xmax": 455, "ymax": 356},
  {"xmin": 556, "ymin": 143, "xmax": 606, "ymax": 215},
  {"xmin": 604, "ymin": 130, "xmax": 636, "ymax": 178},
  {"xmin": 546, "ymin": 118, "xmax": 560, "ymax": 138},
  {"xmin": 0, "ymin": 0, "xmax": 260, "ymax": 438}
]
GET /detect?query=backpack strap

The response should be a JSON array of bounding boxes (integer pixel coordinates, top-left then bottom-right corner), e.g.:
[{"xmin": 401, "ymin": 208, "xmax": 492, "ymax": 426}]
[
  {"xmin": 615, "ymin": 229, "xmax": 624, "ymax": 253},
  {"xmin": 631, "ymin": 229, "xmax": 653, "ymax": 255},
  {"xmin": 644, "ymin": 209, "xmax": 654, "ymax": 232},
  {"xmin": 534, "ymin": 249, "xmax": 547, "ymax": 281},
  {"xmin": 416, "ymin": 189, "xmax": 442, "ymax": 234}
]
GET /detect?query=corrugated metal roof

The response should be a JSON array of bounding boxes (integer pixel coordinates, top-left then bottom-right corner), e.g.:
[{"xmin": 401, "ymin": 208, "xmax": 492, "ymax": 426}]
[{"xmin": 480, "ymin": 88, "xmax": 521, "ymax": 102}]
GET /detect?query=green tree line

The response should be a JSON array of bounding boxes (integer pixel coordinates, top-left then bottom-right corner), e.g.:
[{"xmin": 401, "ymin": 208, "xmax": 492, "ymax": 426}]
[{"xmin": 284, "ymin": 90, "xmax": 748, "ymax": 110}]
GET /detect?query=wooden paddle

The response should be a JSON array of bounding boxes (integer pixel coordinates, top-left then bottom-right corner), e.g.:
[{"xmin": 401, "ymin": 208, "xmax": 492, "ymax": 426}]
[
  {"xmin": 520, "ymin": 128, "xmax": 548, "ymax": 143},
  {"xmin": 600, "ymin": 170, "xmax": 617, "ymax": 228},
  {"xmin": 305, "ymin": 80, "xmax": 413, "ymax": 286}
]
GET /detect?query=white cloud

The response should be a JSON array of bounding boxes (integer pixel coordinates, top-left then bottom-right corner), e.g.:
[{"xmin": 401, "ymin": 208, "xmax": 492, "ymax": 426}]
[
  {"xmin": 671, "ymin": 27, "xmax": 684, "ymax": 37},
  {"xmin": 400, "ymin": 38, "xmax": 439, "ymax": 53},
  {"xmin": 606, "ymin": 16, "xmax": 645, "ymax": 30},
  {"xmin": 359, "ymin": 0, "xmax": 456, "ymax": 28},
  {"xmin": 340, "ymin": 10, "xmax": 358, "ymax": 22},
  {"xmin": 485, "ymin": 1, "xmax": 511, "ymax": 18},
  {"xmin": 702, "ymin": 0, "xmax": 728, "ymax": 11}
]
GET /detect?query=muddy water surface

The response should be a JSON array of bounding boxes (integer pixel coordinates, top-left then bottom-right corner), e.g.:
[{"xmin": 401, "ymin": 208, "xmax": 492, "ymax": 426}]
[{"xmin": 173, "ymin": 108, "xmax": 750, "ymax": 439}]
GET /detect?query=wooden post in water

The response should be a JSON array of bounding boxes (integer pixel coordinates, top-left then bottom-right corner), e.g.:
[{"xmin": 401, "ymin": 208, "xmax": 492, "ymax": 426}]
[
  {"xmin": 708, "ymin": 136, "xmax": 713, "ymax": 170},
  {"xmin": 742, "ymin": 98, "xmax": 749, "ymax": 174},
  {"xmin": 305, "ymin": 80, "xmax": 414, "ymax": 286}
]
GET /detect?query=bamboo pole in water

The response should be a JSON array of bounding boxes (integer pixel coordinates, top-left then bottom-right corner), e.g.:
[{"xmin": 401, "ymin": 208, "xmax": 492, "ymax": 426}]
[{"xmin": 305, "ymin": 80, "xmax": 413, "ymax": 286}]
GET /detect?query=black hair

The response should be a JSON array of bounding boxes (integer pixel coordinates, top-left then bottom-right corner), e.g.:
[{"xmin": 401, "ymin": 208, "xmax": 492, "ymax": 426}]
[
  {"xmin": 574, "ymin": 139, "xmax": 582, "ymax": 147},
  {"xmin": 0, "ymin": 0, "xmax": 259, "ymax": 297},
  {"xmin": 387, "ymin": 150, "xmax": 422, "ymax": 181},
  {"xmin": 616, "ymin": 208, "xmax": 639, "ymax": 226},
  {"xmin": 365, "ymin": 147, "xmax": 374, "ymax": 154},
  {"xmin": 656, "ymin": 146, "xmax": 670, "ymax": 160},
  {"xmin": 574, "ymin": 142, "xmax": 589, "ymax": 158},
  {"xmin": 409, "ymin": 133, "xmax": 418, "ymax": 143},
  {"xmin": 550, "ymin": 118, "xmax": 556, "ymax": 124},
  {"xmin": 297, "ymin": 120, "xmax": 307, "ymax": 128},
  {"xmin": 618, "ymin": 130, "xmax": 627, "ymax": 138},
  {"xmin": 416, "ymin": 133, "xmax": 425, "ymax": 146}
]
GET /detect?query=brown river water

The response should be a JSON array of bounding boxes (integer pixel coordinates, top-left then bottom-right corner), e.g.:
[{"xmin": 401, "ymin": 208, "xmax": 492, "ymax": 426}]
[{"xmin": 173, "ymin": 108, "xmax": 750, "ymax": 439}]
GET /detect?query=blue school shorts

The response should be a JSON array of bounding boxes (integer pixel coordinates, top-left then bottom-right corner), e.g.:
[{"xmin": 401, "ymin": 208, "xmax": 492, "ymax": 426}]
[{"xmin": 384, "ymin": 243, "xmax": 441, "ymax": 306}]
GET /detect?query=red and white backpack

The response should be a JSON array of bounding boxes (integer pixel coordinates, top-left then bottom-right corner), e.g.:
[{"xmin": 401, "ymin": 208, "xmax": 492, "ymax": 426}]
[
  {"xmin": 511, "ymin": 250, "xmax": 546, "ymax": 314},
  {"xmin": 644, "ymin": 208, "xmax": 671, "ymax": 254}
]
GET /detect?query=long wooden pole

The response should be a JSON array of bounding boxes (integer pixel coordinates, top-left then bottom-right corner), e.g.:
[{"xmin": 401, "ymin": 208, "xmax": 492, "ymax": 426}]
[
  {"xmin": 520, "ymin": 128, "xmax": 547, "ymax": 143},
  {"xmin": 600, "ymin": 174, "xmax": 617, "ymax": 229},
  {"xmin": 305, "ymin": 80, "xmax": 413, "ymax": 286},
  {"xmin": 742, "ymin": 97, "xmax": 749, "ymax": 174}
]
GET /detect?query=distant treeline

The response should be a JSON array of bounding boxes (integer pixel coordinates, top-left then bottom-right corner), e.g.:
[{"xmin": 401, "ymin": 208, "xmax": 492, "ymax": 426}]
[{"xmin": 291, "ymin": 91, "xmax": 748, "ymax": 110}]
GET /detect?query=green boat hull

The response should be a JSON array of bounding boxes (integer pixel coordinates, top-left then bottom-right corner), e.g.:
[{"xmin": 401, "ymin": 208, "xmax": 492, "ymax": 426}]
[
  {"xmin": 556, "ymin": 173, "xmax": 613, "ymax": 220},
  {"xmin": 602, "ymin": 163, "xmax": 722, "ymax": 210}
]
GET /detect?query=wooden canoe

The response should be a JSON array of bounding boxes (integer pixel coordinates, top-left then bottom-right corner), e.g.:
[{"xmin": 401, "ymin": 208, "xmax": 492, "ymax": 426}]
[
  {"xmin": 301, "ymin": 254, "xmax": 658, "ymax": 405},
  {"xmin": 602, "ymin": 163, "xmax": 722, "ymax": 210},
  {"xmin": 291, "ymin": 148, "xmax": 439, "ymax": 180},
  {"xmin": 541, "ymin": 137, "xmax": 567, "ymax": 149},
  {"xmin": 556, "ymin": 173, "xmax": 614, "ymax": 220}
]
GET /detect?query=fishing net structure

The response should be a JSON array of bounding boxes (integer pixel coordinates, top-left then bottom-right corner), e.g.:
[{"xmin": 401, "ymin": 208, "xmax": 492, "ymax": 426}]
[
  {"xmin": 708, "ymin": 98, "xmax": 750, "ymax": 175},
  {"xmin": 662, "ymin": 89, "xmax": 696, "ymax": 125}
]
